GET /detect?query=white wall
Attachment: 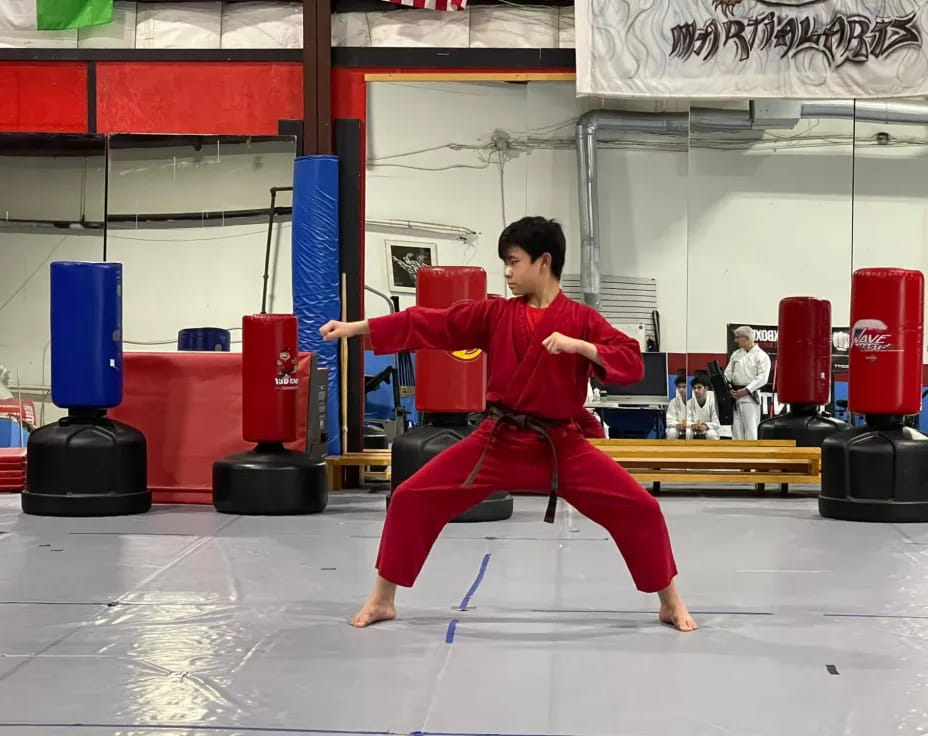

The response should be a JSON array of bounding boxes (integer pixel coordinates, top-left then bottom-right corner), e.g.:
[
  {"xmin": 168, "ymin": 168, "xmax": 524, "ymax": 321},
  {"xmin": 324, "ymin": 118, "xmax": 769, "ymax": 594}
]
[
  {"xmin": 365, "ymin": 81, "xmax": 529, "ymax": 309},
  {"xmin": 107, "ymin": 220, "xmax": 292, "ymax": 349},
  {"xmin": 686, "ymin": 117, "xmax": 856, "ymax": 353},
  {"xmin": 365, "ymin": 82, "xmax": 928, "ymax": 365},
  {"xmin": 364, "ymin": 81, "xmax": 691, "ymax": 350}
]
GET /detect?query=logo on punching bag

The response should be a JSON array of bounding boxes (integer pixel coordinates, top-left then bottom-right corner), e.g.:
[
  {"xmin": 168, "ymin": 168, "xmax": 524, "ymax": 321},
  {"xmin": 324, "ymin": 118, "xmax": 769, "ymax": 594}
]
[
  {"xmin": 275, "ymin": 346, "xmax": 299, "ymax": 388},
  {"xmin": 450, "ymin": 349, "xmax": 483, "ymax": 362},
  {"xmin": 851, "ymin": 319, "xmax": 894, "ymax": 351}
]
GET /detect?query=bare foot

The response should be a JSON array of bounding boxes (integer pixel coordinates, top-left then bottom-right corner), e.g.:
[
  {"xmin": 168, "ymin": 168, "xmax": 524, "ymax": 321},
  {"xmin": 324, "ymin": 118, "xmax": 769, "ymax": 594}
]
[
  {"xmin": 350, "ymin": 599, "xmax": 396, "ymax": 628},
  {"xmin": 659, "ymin": 602, "xmax": 698, "ymax": 632}
]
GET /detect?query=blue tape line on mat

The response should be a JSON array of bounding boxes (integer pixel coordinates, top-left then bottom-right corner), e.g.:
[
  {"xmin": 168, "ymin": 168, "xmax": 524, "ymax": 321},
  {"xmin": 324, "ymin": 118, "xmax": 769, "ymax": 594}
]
[
  {"xmin": 445, "ymin": 619, "xmax": 459, "ymax": 644},
  {"xmin": 457, "ymin": 553, "xmax": 491, "ymax": 611}
]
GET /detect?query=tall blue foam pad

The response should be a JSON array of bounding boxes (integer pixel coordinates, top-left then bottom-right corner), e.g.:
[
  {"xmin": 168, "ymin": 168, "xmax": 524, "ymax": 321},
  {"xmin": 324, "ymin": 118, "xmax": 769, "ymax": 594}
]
[
  {"xmin": 23, "ymin": 261, "xmax": 150, "ymax": 517},
  {"xmin": 51, "ymin": 261, "xmax": 123, "ymax": 409},
  {"xmin": 292, "ymin": 155, "xmax": 341, "ymax": 455}
]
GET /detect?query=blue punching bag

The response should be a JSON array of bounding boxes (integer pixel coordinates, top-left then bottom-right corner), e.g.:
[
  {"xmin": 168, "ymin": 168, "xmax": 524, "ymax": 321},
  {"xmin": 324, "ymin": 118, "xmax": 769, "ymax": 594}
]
[
  {"xmin": 22, "ymin": 261, "xmax": 151, "ymax": 517},
  {"xmin": 177, "ymin": 327, "xmax": 232, "ymax": 352},
  {"xmin": 51, "ymin": 262, "xmax": 123, "ymax": 409}
]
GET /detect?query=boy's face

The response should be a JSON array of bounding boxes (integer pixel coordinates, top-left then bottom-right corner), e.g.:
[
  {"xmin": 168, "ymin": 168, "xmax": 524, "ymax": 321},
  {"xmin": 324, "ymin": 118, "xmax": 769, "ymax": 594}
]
[
  {"xmin": 675, "ymin": 381, "xmax": 686, "ymax": 398},
  {"xmin": 693, "ymin": 382, "xmax": 707, "ymax": 400},
  {"xmin": 503, "ymin": 245, "xmax": 549, "ymax": 296}
]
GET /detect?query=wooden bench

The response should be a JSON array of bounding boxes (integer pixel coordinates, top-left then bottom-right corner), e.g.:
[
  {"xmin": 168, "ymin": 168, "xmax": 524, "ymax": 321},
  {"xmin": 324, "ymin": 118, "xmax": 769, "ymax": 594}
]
[
  {"xmin": 326, "ymin": 451, "xmax": 393, "ymax": 490},
  {"xmin": 326, "ymin": 439, "xmax": 820, "ymax": 495},
  {"xmin": 589, "ymin": 439, "xmax": 820, "ymax": 494}
]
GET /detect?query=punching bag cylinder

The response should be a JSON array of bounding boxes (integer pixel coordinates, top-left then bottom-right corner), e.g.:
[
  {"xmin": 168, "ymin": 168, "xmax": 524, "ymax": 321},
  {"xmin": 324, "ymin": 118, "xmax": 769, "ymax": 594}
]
[
  {"xmin": 213, "ymin": 313, "xmax": 328, "ymax": 516},
  {"xmin": 819, "ymin": 268, "xmax": 928, "ymax": 523},
  {"xmin": 758, "ymin": 297, "xmax": 848, "ymax": 447},
  {"xmin": 51, "ymin": 261, "xmax": 123, "ymax": 409},
  {"xmin": 778, "ymin": 297, "xmax": 831, "ymax": 406},
  {"xmin": 23, "ymin": 261, "xmax": 150, "ymax": 517},
  {"xmin": 178, "ymin": 327, "xmax": 231, "ymax": 352},
  {"xmin": 415, "ymin": 266, "xmax": 487, "ymax": 414},
  {"xmin": 242, "ymin": 314, "xmax": 299, "ymax": 444},
  {"xmin": 388, "ymin": 266, "xmax": 513, "ymax": 523},
  {"xmin": 848, "ymin": 268, "xmax": 924, "ymax": 417}
]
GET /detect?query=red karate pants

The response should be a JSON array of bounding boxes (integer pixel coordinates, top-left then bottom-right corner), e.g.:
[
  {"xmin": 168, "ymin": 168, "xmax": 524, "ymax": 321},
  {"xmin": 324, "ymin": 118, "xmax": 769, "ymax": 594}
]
[{"xmin": 376, "ymin": 420, "xmax": 678, "ymax": 592}]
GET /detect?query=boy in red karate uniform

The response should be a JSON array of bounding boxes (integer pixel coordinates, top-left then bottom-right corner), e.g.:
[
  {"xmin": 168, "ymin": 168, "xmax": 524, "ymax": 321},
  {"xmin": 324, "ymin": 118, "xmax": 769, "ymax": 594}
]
[{"xmin": 320, "ymin": 217, "xmax": 697, "ymax": 632}]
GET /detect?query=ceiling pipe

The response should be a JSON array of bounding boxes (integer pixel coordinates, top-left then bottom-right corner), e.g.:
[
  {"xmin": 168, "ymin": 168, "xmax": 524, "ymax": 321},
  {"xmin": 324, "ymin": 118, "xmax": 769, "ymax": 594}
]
[
  {"xmin": 576, "ymin": 111, "xmax": 687, "ymax": 309},
  {"xmin": 576, "ymin": 100, "xmax": 928, "ymax": 311}
]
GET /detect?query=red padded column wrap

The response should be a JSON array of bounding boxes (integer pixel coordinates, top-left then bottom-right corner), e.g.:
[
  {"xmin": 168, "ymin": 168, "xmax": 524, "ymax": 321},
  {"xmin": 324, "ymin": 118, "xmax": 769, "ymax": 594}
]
[
  {"xmin": 849, "ymin": 268, "xmax": 924, "ymax": 416},
  {"xmin": 777, "ymin": 297, "xmax": 831, "ymax": 405},
  {"xmin": 242, "ymin": 314, "xmax": 300, "ymax": 443},
  {"xmin": 415, "ymin": 266, "xmax": 487, "ymax": 413}
]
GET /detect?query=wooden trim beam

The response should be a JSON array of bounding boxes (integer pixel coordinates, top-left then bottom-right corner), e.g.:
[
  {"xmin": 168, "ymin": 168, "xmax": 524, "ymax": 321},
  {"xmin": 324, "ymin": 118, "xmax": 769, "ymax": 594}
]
[{"xmin": 302, "ymin": 0, "xmax": 332, "ymax": 155}]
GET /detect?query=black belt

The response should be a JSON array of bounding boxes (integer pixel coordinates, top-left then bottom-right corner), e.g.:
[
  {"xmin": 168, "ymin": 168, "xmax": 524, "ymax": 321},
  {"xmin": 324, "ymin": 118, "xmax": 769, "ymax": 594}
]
[{"xmin": 462, "ymin": 401, "xmax": 567, "ymax": 524}]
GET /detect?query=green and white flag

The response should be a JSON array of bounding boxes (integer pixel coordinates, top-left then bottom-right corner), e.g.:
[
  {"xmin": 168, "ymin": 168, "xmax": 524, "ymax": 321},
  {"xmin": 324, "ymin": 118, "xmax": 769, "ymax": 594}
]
[{"xmin": 0, "ymin": 0, "xmax": 113, "ymax": 32}]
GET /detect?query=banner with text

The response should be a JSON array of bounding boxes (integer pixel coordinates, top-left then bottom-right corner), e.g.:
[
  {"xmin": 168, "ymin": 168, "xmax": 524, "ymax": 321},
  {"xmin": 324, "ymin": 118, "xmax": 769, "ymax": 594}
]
[{"xmin": 576, "ymin": 0, "xmax": 928, "ymax": 99}]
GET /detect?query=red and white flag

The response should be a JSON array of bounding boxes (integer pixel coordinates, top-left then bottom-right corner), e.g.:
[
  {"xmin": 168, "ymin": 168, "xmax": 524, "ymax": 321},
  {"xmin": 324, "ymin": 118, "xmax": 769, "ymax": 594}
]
[{"xmin": 382, "ymin": 0, "xmax": 467, "ymax": 9}]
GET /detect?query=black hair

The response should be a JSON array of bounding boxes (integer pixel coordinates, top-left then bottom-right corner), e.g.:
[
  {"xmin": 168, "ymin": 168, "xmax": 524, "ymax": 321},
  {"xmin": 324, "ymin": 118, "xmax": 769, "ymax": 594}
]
[
  {"xmin": 497, "ymin": 216, "xmax": 566, "ymax": 280},
  {"xmin": 691, "ymin": 374, "xmax": 709, "ymax": 388}
]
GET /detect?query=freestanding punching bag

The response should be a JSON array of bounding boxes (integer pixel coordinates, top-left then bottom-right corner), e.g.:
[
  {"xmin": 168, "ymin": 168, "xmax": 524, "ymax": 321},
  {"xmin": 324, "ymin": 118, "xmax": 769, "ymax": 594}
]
[
  {"xmin": 212, "ymin": 314, "xmax": 328, "ymax": 515},
  {"xmin": 22, "ymin": 262, "xmax": 150, "ymax": 516},
  {"xmin": 177, "ymin": 327, "xmax": 231, "ymax": 352},
  {"xmin": 387, "ymin": 266, "xmax": 514, "ymax": 523},
  {"xmin": 759, "ymin": 297, "xmax": 849, "ymax": 446},
  {"xmin": 819, "ymin": 268, "xmax": 928, "ymax": 522}
]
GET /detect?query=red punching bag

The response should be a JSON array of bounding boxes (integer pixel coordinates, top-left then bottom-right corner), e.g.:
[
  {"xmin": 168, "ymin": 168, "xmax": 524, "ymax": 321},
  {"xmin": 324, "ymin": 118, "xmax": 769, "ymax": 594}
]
[
  {"xmin": 778, "ymin": 297, "xmax": 831, "ymax": 406},
  {"xmin": 212, "ymin": 312, "xmax": 327, "ymax": 516},
  {"xmin": 242, "ymin": 314, "xmax": 299, "ymax": 444},
  {"xmin": 387, "ymin": 264, "xmax": 512, "ymax": 523},
  {"xmin": 758, "ymin": 296, "xmax": 848, "ymax": 446},
  {"xmin": 820, "ymin": 268, "xmax": 928, "ymax": 524},
  {"xmin": 849, "ymin": 268, "xmax": 924, "ymax": 416},
  {"xmin": 415, "ymin": 266, "xmax": 487, "ymax": 413}
]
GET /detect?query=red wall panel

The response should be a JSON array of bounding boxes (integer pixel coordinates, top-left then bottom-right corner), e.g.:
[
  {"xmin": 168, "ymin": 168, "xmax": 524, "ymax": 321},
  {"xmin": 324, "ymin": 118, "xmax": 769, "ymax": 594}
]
[
  {"xmin": 0, "ymin": 62, "xmax": 88, "ymax": 133},
  {"xmin": 96, "ymin": 62, "xmax": 302, "ymax": 135}
]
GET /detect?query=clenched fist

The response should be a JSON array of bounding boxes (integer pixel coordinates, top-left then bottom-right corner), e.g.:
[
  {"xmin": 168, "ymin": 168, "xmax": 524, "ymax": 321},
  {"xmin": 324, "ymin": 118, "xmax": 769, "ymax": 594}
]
[
  {"xmin": 542, "ymin": 331, "xmax": 585, "ymax": 355},
  {"xmin": 319, "ymin": 319, "xmax": 369, "ymax": 341}
]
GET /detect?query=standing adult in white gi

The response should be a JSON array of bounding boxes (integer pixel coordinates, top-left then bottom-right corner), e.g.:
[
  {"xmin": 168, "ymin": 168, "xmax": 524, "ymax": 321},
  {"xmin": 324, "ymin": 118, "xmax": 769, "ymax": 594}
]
[{"xmin": 724, "ymin": 326, "xmax": 771, "ymax": 440}]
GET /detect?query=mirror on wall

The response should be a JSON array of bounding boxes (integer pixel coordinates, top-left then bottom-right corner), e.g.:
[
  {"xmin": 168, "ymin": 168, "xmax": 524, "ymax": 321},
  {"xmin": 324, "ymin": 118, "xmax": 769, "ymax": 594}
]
[
  {"xmin": 686, "ymin": 100, "xmax": 855, "ymax": 441},
  {"xmin": 362, "ymin": 80, "xmax": 689, "ymax": 440},
  {"xmin": 580, "ymin": 101, "xmax": 689, "ymax": 440},
  {"xmin": 0, "ymin": 133, "xmax": 107, "ymax": 430},
  {"xmin": 104, "ymin": 133, "xmax": 297, "ymax": 355},
  {"xmin": 850, "ymin": 98, "xmax": 928, "ymax": 430}
]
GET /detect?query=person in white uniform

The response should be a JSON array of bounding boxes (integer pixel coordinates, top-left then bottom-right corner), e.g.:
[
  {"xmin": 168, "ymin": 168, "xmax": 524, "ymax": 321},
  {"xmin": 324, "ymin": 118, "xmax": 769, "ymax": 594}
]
[
  {"xmin": 724, "ymin": 326, "xmax": 771, "ymax": 440},
  {"xmin": 665, "ymin": 374, "xmax": 688, "ymax": 440},
  {"xmin": 0, "ymin": 365, "xmax": 12, "ymax": 401},
  {"xmin": 686, "ymin": 374, "xmax": 720, "ymax": 440}
]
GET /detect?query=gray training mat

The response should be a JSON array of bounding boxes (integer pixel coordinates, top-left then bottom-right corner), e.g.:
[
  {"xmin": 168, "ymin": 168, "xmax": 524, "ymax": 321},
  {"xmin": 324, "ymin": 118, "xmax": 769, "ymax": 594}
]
[{"xmin": 0, "ymin": 493, "xmax": 926, "ymax": 736}]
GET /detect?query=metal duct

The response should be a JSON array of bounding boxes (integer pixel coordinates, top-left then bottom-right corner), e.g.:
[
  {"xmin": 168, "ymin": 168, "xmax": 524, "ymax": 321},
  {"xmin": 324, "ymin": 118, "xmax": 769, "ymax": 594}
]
[
  {"xmin": 575, "ymin": 110, "xmax": 687, "ymax": 308},
  {"xmin": 576, "ymin": 99, "xmax": 928, "ymax": 311}
]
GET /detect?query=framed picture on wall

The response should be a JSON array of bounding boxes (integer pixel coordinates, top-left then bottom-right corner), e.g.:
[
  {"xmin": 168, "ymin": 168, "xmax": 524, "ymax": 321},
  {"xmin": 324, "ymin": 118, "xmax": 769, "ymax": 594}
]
[{"xmin": 385, "ymin": 240, "xmax": 438, "ymax": 294}]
